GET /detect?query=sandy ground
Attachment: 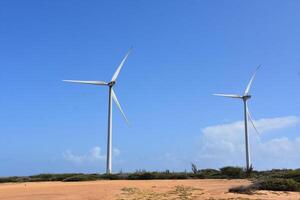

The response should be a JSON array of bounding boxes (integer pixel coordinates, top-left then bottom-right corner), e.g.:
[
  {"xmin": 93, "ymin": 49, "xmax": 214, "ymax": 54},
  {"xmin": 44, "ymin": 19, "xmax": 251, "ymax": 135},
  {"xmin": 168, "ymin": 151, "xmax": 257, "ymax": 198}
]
[{"xmin": 0, "ymin": 179, "xmax": 299, "ymax": 200}]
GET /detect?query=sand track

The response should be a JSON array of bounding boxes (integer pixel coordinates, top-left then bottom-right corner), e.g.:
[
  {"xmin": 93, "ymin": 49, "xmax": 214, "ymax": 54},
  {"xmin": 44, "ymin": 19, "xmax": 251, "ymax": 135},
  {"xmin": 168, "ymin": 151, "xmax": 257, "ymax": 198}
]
[{"xmin": 0, "ymin": 179, "xmax": 299, "ymax": 200}]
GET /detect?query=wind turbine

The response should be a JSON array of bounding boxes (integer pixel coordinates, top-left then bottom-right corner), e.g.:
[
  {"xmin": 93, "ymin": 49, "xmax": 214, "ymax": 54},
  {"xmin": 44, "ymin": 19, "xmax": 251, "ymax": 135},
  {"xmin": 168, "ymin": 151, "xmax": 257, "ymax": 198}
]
[
  {"xmin": 63, "ymin": 49, "xmax": 131, "ymax": 174},
  {"xmin": 213, "ymin": 65, "xmax": 261, "ymax": 171}
]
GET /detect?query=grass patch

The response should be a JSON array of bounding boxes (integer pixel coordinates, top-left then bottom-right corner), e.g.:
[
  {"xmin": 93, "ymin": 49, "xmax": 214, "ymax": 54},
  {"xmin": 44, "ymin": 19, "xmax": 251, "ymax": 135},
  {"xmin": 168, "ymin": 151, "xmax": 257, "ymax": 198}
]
[{"xmin": 118, "ymin": 185, "xmax": 203, "ymax": 200}]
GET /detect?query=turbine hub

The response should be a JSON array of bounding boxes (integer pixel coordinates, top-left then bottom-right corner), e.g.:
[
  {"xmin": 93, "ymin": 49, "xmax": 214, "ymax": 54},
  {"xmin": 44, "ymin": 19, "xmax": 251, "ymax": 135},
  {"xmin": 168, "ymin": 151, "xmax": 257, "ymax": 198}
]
[
  {"xmin": 243, "ymin": 95, "xmax": 251, "ymax": 100},
  {"xmin": 108, "ymin": 81, "xmax": 116, "ymax": 87}
]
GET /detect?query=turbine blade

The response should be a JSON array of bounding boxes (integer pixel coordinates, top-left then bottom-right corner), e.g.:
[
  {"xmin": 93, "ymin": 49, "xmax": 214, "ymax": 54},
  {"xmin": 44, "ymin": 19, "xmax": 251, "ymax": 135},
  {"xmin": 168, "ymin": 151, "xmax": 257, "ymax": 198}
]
[
  {"xmin": 244, "ymin": 65, "xmax": 261, "ymax": 95},
  {"xmin": 247, "ymin": 106, "xmax": 260, "ymax": 135},
  {"xmin": 111, "ymin": 89, "xmax": 129, "ymax": 125},
  {"xmin": 111, "ymin": 48, "xmax": 132, "ymax": 82},
  {"xmin": 63, "ymin": 80, "xmax": 107, "ymax": 85},
  {"xmin": 213, "ymin": 94, "xmax": 242, "ymax": 98}
]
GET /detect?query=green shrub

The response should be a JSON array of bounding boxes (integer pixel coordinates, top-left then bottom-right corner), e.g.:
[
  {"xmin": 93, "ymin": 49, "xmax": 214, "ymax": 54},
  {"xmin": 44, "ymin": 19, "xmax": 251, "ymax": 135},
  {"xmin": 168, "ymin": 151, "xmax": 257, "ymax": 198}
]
[
  {"xmin": 198, "ymin": 169, "xmax": 221, "ymax": 178},
  {"xmin": 253, "ymin": 169, "xmax": 300, "ymax": 183},
  {"xmin": 127, "ymin": 172, "xmax": 190, "ymax": 180},
  {"xmin": 167, "ymin": 173, "xmax": 189, "ymax": 179},
  {"xmin": 230, "ymin": 178, "xmax": 300, "ymax": 193},
  {"xmin": 141, "ymin": 172, "xmax": 156, "ymax": 180},
  {"xmin": 257, "ymin": 178, "xmax": 300, "ymax": 192},
  {"xmin": 129, "ymin": 172, "xmax": 156, "ymax": 180},
  {"xmin": 62, "ymin": 174, "xmax": 101, "ymax": 182},
  {"xmin": 282, "ymin": 169, "xmax": 300, "ymax": 182},
  {"xmin": 220, "ymin": 166, "xmax": 244, "ymax": 179},
  {"xmin": 100, "ymin": 173, "xmax": 123, "ymax": 180},
  {"xmin": 29, "ymin": 173, "xmax": 82, "ymax": 181},
  {"xmin": 0, "ymin": 176, "xmax": 30, "ymax": 183}
]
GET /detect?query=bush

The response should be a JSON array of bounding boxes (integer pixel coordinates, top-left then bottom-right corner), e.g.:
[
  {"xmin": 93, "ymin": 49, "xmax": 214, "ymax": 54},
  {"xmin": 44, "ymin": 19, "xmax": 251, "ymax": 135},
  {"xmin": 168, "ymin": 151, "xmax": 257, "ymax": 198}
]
[
  {"xmin": 127, "ymin": 172, "xmax": 190, "ymax": 180},
  {"xmin": 167, "ymin": 173, "xmax": 189, "ymax": 179},
  {"xmin": 252, "ymin": 169, "xmax": 300, "ymax": 183},
  {"xmin": 0, "ymin": 176, "xmax": 30, "ymax": 183},
  {"xmin": 29, "ymin": 173, "xmax": 82, "ymax": 182},
  {"xmin": 257, "ymin": 178, "xmax": 300, "ymax": 192},
  {"xmin": 100, "ymin": 173, "xmax": 123, "ymax": 180},
  {"xmin": 128, "ymin": 172, "xmax": 155, "ymax": 180},
  {"xmin": 229, "ymin": 178, "xmax": 300, "ymax": 193},
  {"xmin": 282, "ymin": 169, "xmax": 300, "ymax": 182},
  {"xmin": 198, "ymin": 169, "xmax": 221, "ymax": 178},
  {"xmin": 220, "ymin": 166, "xmax": 244, "ymax": 179},
  {"xmin": 62, "ymin": 174, "xmax": 101, "ymax": 182},
  {"xmin": 140, "ymin": 172, "xmax": 156, "ymax": 180}
]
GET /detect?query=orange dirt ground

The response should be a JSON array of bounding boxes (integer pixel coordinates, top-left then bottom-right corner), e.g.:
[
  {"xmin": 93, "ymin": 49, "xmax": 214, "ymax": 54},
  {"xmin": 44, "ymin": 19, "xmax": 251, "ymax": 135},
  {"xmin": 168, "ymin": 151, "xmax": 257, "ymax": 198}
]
[{"xmin": 0, "ymin": 179, "xmax": 299, "ymax": 200}]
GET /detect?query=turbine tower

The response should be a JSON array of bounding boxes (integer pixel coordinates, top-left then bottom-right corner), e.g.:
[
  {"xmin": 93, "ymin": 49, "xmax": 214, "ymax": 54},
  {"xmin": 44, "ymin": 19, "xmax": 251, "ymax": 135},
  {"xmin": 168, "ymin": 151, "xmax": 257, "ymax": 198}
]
[
  {"xmin": 63, "ymin": 49, "xmax": 131, "ymax": 174},
  {"xmin": 213, "ymin": 65, "xmax": 260, "ymax": 171}
]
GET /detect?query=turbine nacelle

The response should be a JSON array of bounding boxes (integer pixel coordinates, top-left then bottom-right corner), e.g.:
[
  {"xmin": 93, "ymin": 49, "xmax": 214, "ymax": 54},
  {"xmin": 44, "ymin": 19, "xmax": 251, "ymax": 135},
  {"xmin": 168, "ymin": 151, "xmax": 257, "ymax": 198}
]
[
  {"xmin": 108, "ymin": 81, "xmax": 116, "ymax": 87},
  {"xmin": 242, "ymin": 95, "xmax": 251, "ymax": 100}
]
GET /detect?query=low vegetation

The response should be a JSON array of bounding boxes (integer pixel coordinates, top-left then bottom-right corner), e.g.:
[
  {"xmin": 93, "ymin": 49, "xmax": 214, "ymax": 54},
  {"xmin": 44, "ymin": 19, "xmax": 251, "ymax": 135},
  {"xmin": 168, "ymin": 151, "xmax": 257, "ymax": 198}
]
[
  {"xmin": 0, "ymin": 173, "xmax": 82, "ymax": 183},
  {"xmin": 258, "ymin": 178, "xmax": 300, "ymax": 191},
  {"xmin": 229, "ymin": 178, "xmax": 300, "ymax": 193},
  {"xmin": 1, "ymin": 165, "xmax": 300, "ymax": 193},
  {"xmin": 227, "ymin": 167, "xmax": 300, "ymax": 193}
]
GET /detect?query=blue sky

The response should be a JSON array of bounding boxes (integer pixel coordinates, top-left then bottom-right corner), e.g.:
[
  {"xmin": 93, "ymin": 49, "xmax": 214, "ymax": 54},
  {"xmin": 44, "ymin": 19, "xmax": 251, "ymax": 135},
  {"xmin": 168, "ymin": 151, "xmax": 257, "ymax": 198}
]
[{"xmin": 0, "ymin": 0, "xmax": 300, "ymax": 176}]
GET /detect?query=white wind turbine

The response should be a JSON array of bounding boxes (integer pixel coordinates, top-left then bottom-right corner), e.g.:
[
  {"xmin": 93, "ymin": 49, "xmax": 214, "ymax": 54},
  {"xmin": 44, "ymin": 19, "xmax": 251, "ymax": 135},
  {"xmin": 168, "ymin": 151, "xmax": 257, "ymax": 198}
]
[
  {"xmin": 63, "ymin": 49, "xmax": 131, "ymax": 174},
  {"xmin": 213, "ymin": 65, "xmax": 261, "ymax": 171}
]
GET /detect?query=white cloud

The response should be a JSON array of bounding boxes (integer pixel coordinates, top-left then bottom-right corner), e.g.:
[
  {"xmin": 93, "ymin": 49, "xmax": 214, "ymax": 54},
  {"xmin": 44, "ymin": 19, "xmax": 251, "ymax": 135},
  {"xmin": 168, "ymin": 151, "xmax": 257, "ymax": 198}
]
[
  {"xmin": 252, "ymin": 116, "xmax": 300, "ymax": 133},
  {"xmin": 197, "ymin": 116, "xmax": 300, "ymax": 169},
  {"xmin": 63, "ymin": 150, "xmax": 87, "ymax": 163},
  {"xmin": 63, "ymin": 146, "xmax": 120, "ymax": 164},
  {"xmin": 257, "ymin": 137, "xmax": 300, "ymax": 162}
]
